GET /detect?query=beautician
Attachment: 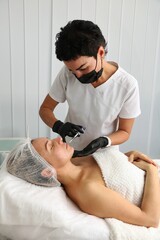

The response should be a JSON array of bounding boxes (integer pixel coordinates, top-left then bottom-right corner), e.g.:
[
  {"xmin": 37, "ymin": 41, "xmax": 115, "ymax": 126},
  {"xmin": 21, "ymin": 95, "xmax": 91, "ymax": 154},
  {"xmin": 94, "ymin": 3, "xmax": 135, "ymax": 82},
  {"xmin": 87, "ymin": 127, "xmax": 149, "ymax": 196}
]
[{"xmin": 39, "ymin": 19, "xmax": 141, "ymax": 154}]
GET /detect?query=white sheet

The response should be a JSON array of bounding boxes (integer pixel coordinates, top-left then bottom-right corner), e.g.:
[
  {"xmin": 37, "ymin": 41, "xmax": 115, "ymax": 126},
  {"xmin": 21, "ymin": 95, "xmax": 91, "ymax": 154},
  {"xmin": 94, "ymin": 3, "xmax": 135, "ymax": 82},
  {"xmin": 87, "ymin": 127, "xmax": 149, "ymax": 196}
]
[
  {"xmin": 0, "ymin": 156, "xmax": 160, "ymax": 240},
  {"xmin": 106, "ymin": 218, "xmax": 160, "ymax": 240},
  {"xmin": 0, "ymin": 160, "xmax": 110, "ymax": 240}
]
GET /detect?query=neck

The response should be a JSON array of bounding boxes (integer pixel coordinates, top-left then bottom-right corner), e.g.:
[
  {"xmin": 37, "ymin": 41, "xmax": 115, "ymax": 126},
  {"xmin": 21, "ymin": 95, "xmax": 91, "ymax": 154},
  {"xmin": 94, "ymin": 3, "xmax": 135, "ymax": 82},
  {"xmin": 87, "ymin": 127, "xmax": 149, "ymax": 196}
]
[
  {"xmin": 57, "ymin": 160, "xmax": 82, "ymax": 186},
  {"xmin": 91, "ymin": 61, "xmax": 117, "ymax": 88}
]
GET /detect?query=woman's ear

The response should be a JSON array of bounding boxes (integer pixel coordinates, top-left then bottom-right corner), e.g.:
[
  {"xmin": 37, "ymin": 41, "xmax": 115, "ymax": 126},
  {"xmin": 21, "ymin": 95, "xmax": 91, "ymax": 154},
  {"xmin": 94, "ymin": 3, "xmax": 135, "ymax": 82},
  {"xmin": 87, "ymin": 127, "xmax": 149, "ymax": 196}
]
[
  {"xmin": 41, "ymin": 168, "xmax": 53, "ymax": 178},
  {"xmin": 98, "ymin": 46, "xmax": 105, "ymax": 58}
]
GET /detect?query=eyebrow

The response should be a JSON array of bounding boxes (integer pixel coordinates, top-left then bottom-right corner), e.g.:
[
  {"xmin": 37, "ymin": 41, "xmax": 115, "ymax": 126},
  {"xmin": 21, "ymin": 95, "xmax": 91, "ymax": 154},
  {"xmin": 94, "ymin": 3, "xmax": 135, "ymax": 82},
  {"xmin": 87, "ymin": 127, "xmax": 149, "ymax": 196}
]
[
  {"xmin": 69, "ymin": 63, "xmax": 87, "ymax": 72},
  {"xmin": 75, "ymin": 63, "xmax": 86, "ymax": 71}
]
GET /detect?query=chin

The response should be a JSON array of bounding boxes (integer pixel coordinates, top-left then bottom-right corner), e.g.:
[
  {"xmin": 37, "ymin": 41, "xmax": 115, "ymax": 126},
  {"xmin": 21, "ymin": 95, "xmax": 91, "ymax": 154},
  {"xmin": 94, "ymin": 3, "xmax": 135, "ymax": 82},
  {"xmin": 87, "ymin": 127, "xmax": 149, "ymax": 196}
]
[
  {"xmin": 66, "ymin": 144, "xmax": 74, "ymax": 153},
  {"xmin": 70, "ymin": 146, "xmax": 74, "ymax": 156}
]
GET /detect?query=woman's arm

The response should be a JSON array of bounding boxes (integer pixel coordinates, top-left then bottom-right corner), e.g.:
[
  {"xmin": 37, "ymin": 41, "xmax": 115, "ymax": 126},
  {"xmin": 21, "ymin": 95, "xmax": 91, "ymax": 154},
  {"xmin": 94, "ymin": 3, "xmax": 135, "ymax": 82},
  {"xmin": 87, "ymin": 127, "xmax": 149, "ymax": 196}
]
[
  {"xmin": 107, "ymin": 118, "xmax": 135, "ymax": 145},
  {"xmin": 79, "ymin": 161, "xmax": 160, "ymax": 227},
  {"xmin": 133, "ymin": 160, "xmax": 160, "ymax": 225},
  {"xmin": 125, "ymin": 151, "xmax": 157, "ymax": 166}
]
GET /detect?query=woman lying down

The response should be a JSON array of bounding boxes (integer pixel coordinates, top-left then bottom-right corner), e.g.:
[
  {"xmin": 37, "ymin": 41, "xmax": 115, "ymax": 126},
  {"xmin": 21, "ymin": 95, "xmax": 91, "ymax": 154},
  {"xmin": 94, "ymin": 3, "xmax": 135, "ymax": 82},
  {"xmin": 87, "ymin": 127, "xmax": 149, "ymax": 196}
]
[{"xmin": 6, "ymin": 137, "xmax": 160, "ymax": 228}]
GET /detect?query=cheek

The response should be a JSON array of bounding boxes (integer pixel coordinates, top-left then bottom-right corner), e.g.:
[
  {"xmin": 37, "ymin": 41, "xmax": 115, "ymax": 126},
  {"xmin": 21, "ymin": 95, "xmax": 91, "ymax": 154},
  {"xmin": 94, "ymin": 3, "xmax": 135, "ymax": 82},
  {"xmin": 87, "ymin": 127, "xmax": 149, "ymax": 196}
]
[
  {"xmin": 57, "ymin": 151, "xmax": 73, "ymax": 167},
  {"xmin": 47, "ymin": 150, "xmax": 66, "ymax": 168},
  {"xmin": 48, "ymin": 146, "xmax": 73, "ymax": 168}
]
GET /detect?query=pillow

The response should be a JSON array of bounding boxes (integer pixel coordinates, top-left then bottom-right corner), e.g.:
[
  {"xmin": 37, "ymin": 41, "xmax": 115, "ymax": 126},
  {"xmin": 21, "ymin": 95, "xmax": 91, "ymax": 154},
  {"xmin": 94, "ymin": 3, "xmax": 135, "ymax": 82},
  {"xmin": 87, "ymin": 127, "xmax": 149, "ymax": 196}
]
[
  {"xmin": 0, "ymin": 152, "xmax": 9, "ymax": 166},
  {"xmin": 0, "ymin": 138, "xmax": 24, "ymax": 166},
  {"xmin": 0, "ymin": 160, "xmax": 110, "ymax": 240}
]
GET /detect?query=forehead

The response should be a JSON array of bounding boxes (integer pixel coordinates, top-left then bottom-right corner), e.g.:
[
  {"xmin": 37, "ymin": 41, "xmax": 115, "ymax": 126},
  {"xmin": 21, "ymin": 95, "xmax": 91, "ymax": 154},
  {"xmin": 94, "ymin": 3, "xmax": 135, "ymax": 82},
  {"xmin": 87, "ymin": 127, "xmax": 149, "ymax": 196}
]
[
  {"xmin": 32, "ymin": 138, "xmax": 47, "ymax": 152},
  {"xmin": 64, "ymin": 56, "xmax": 94, "ymax": 69},
  {"xmin": 32, "ymin": 137, "xmax": 47, "ymax": 145}
]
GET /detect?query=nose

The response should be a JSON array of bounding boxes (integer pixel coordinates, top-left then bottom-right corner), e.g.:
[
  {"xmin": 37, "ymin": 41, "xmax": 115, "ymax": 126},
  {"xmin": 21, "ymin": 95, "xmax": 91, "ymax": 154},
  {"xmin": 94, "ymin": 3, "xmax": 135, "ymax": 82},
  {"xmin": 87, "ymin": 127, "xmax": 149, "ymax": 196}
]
[
  {"xmin": 74, "ymin": 71, "xmax": 83, "ymax": 78},
  {"xmin": 51, "ymin": 137, "xmax": 63, "ymax": 144}
]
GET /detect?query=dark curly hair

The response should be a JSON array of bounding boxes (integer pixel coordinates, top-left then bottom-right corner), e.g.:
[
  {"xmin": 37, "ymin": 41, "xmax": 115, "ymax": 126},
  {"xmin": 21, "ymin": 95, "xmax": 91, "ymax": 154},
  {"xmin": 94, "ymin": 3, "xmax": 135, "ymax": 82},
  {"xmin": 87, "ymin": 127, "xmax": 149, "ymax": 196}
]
[{"xmin": 55, "ymin": 20, "xmax": 107, "ymax": 61}]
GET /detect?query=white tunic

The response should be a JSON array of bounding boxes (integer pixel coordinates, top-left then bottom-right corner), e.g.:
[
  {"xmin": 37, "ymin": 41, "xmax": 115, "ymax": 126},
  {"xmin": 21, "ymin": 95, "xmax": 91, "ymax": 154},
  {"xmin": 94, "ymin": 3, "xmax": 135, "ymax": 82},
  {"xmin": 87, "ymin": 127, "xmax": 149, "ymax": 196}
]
[{"xmin": 49, "ymin": 62, "xmax": 141, "ymax": 150}]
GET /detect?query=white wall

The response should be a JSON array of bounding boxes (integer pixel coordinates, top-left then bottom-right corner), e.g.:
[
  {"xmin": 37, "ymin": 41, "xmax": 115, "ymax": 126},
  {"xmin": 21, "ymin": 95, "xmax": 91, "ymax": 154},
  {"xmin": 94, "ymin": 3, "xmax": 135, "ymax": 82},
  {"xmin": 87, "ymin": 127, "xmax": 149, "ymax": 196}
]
[{"xmin": 0, "ymin": 0, "xmax": 160, "ymax": 158}]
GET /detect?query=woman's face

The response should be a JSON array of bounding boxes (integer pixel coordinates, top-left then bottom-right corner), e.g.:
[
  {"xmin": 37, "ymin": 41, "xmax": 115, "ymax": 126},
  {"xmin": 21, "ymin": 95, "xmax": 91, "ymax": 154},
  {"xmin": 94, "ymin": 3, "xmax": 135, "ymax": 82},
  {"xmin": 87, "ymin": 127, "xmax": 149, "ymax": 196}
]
[
  {"xmin": 32, "ymin": 137, "xmax": 74, "ymax": 169},
  {"xmin": 64, "ymin": 56, "xmax": 97, "ymax": 79},
  {"xmin": 64, "ymin": 46, "xmax": 104, "ymax": 79}
]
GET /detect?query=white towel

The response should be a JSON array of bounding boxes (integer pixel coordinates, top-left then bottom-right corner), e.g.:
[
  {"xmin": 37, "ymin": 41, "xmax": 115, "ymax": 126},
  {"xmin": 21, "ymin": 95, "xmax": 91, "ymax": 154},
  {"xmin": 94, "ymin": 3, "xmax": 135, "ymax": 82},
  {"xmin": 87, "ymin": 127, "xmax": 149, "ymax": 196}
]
[
  {"xmin": 106, "ymin": 218, "xmax": 160, "ymax": 240},
  {"xmin": 93, "ymin": 148, "xmax": 145, "ymax": 206},
  {"xmin": 93, "ymin": 148, "xmax": 160, "ymax": 240}
]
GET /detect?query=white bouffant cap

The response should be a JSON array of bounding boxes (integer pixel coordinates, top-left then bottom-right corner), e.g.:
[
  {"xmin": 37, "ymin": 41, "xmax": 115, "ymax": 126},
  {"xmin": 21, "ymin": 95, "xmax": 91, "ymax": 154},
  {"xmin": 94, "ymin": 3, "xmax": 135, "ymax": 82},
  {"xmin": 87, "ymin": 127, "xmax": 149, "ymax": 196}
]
[{"xmin": 6, "ymin": 138, "xmax": 61, "ymax": 187}]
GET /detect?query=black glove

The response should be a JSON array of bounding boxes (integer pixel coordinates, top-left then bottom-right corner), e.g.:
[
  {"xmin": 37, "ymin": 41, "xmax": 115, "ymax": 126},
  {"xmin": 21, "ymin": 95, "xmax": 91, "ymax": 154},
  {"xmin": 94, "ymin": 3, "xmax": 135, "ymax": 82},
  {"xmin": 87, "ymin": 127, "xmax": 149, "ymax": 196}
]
[
  {"xmin": 52, "ymin": 120, "xmax": 85, "ymax": 142},
  {"xmin": 72, "ymin": 137, "xmax": 109, "ymax": 158}
]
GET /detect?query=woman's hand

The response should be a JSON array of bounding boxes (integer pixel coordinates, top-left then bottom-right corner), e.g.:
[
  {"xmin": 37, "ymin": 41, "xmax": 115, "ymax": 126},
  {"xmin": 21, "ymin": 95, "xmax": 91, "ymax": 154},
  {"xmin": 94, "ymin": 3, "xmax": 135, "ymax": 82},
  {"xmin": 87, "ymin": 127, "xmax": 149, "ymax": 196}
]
[
  {"xmin": 133, "ymin": 159, "xmax": 158, "ymax": 173},
  {"xmin": 125, "ymin": 151, "xmax": 157, "ymax": 167}
]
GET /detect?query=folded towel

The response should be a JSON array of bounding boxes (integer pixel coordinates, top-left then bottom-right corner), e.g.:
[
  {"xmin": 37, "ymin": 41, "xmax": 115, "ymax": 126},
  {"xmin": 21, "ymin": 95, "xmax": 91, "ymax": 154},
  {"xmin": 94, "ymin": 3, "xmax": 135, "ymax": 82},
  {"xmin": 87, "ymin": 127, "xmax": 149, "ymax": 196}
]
[
  {"xmin": 93, "ymin": 148, "xmax": 145, "ymax": 206},
  {"xmin": 93, "ymin": 148, "xmax": 160, "ymax": 240}
]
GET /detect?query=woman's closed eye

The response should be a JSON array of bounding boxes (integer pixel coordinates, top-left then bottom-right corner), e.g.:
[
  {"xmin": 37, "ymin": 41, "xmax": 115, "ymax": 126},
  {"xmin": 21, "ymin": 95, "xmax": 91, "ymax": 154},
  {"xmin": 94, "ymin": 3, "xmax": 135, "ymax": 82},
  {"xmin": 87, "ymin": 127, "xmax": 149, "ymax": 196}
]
[
  {"xmin": 48, "ymin": 141, "xmax": 54, "ymax": 150},
  {"xmin": 45, "ymin": 139, "xmax": 53, "ymax": 151}
]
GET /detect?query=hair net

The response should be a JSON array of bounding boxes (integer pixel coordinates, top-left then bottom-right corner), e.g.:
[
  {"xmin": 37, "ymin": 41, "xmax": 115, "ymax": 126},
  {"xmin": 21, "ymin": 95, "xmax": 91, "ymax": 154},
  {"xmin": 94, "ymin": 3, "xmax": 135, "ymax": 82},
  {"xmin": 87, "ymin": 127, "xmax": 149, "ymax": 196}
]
[{"xmin": 6, "ymin": 138, "xmax": 61, "ymax": 187}]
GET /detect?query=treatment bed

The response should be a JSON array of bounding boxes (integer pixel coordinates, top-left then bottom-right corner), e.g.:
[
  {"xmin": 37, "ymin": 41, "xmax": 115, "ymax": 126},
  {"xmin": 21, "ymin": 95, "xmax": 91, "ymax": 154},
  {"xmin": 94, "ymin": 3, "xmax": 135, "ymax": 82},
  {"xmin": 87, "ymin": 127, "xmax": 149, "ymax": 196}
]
[{"xmin": 0, "ymin": 139, "xmax": 160, "ymax": 240}]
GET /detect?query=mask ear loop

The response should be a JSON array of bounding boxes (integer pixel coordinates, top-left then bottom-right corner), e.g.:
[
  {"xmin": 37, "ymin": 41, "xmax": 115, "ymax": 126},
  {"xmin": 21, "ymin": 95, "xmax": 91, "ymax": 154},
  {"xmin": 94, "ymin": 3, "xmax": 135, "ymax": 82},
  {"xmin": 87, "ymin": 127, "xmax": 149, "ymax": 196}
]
[
  {"xmin": 94, "ymin": 54, "xmax": 103, "ymax": 73},
  {"xmin": 101, "ymin": 57, "xmax": 103, "ymax": 69},
  {"xmin": 94, "ymin": 56, "xmax": 98, "ymax": 71}
]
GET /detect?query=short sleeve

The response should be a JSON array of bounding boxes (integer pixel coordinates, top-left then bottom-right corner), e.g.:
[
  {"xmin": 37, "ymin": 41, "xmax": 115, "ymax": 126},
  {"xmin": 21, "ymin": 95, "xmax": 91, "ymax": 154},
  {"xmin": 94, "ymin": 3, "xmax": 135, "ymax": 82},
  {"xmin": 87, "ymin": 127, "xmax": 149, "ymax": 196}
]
[
  {"xmin": 119, "ymin": 81, "xmax": 141, "ymax": 118},
  {"xmin": 49, "ymin": 66, "xmax": 68, "ymax": 103}
]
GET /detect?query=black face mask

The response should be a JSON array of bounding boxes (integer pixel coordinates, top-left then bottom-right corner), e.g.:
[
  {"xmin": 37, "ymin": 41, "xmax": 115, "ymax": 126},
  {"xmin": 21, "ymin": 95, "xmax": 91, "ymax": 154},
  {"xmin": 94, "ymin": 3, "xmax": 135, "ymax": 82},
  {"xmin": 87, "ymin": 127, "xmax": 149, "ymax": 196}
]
[{"xmin": 74, "ymin": 59, "xmax": 103, "ymax": 84}]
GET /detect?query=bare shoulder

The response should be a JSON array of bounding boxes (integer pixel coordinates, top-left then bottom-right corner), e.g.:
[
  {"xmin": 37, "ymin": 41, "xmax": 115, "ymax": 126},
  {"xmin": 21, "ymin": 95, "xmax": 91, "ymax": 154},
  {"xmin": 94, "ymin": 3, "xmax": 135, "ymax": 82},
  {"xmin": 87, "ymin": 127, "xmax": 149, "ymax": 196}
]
[
  {"xmin": 77, "ymin": 181, "xmax": 111, "ymax": 216},
  {"xmin": 75, "ymin": 181, "xmax": 149, "ymax": 227}
]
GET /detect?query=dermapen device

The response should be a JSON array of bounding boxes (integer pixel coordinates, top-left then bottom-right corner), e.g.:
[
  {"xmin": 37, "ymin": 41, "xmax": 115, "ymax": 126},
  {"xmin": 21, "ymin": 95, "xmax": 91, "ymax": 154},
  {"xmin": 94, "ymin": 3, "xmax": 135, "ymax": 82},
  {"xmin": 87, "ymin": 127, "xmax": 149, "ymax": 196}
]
[
  {"xmin": 69, "ymin": 132, "xmax": 81, "ymax": 143},
  {"xmin": 69, "ymin": 127, "xmax": 86, "ymax": 143}
]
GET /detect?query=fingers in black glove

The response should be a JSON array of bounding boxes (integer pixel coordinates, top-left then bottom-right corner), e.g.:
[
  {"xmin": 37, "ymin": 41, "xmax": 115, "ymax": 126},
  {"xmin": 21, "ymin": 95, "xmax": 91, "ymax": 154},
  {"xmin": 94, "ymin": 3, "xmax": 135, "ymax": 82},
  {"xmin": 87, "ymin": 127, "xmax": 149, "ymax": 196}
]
[
  {"xmin": 83, "ymin": 137, "xmax": 108, "ymax": 152},
  {"xmin": 52, "ymin": 120, "xmax": 85, "ymax": 142},
  {"xmin": 72, "ymin": 137, "xmax": 108, "ymax": 158}
]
